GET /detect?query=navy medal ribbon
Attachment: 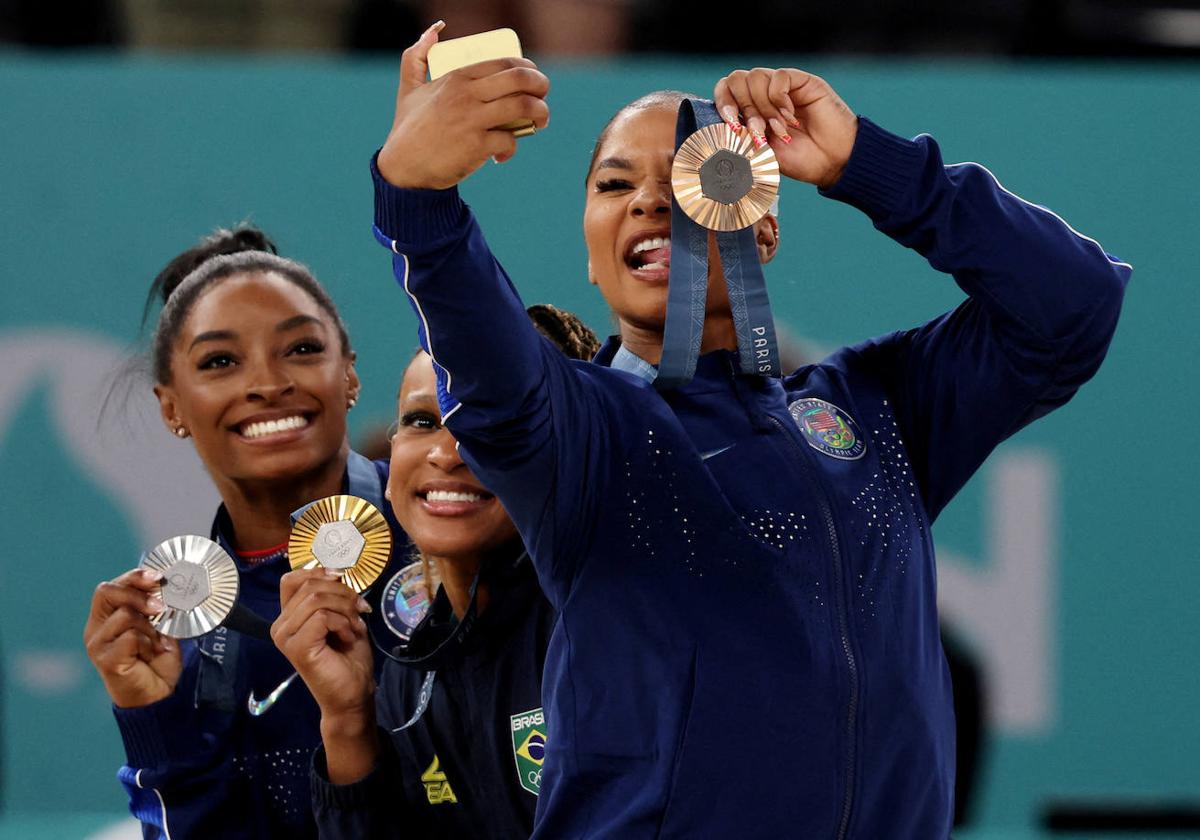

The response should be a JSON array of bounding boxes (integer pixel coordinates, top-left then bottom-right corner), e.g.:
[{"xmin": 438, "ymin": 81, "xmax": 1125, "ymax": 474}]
[{"xmin": 657, "ymin": 98, "xmax": 782, "ymax": 388}]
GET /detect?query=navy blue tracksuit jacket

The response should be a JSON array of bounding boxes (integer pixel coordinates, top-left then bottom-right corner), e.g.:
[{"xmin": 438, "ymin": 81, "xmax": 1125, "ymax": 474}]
[{"xmin": 371, "ymin": 117, "xmax": 1130, "ymax": 838}]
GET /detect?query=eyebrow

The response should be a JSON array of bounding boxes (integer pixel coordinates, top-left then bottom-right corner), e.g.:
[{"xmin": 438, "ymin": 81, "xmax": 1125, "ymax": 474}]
[
  {"xmin": 401, "ymin": 389, "xmax": 437, "ymax": 408},
  {"xmin": 189, "ymin": 330, "xmax": 236, "ymax": 351},
  {"xmin": 188, "ymin": 314, "xmax": 323, "ymax": 351},
  {"xmin": 594, "ymin": 156, "xmax": 634, "ymax": 172}
]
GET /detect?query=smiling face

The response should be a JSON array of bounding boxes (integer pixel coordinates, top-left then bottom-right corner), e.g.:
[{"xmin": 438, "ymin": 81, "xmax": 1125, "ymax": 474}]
[
  {"xmin": 584, "ymin": 102, "xmax": 780, "ymax": 352},
  {"xmin": 386, "ymin": 352, "xmax": 519, "ymax": 560},
  {"xmin": 154, "ymin": 271, "xmax": 358, "ymax": 485}
]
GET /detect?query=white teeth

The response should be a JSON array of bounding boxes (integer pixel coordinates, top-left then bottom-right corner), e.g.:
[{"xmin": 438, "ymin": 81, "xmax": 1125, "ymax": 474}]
[
  {"xmin": 425, "ymin": 490, "xmax": 483, "ymax": 503},
  {"xmin": 638, "ymin": 261, "xmax": 667, "ymax": 271},
  {"xmin": 241, "ymin": 415, "xmax": 308, "ymax": 439},
  {"xmin": 631, "ymin": 236, "xmax": 669, "ymax": 255}
]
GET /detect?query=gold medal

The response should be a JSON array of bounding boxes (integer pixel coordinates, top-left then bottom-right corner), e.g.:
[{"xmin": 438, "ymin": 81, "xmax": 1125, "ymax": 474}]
[
  {"xmin": 288, "ymin": 495, "xmax": 392, "ymax": 593},
  {"xmin": 671, "ymin": 122, "xmax": 779, "ymax": 232},
  {"xmin": 140, "ymin": 535, "xmax": 240, "ymax": 639}
]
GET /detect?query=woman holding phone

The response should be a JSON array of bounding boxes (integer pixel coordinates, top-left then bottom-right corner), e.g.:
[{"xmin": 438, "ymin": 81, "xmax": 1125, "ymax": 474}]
[{"xmin": 365, "ymin": 25, "xmax": 1129, "ymax": 839}]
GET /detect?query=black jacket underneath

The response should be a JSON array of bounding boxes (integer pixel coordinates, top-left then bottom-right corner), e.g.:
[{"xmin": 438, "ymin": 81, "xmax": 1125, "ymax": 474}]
[{"xmin": 312, "ymin": 555, "xmax": 554, "ymax": 839}]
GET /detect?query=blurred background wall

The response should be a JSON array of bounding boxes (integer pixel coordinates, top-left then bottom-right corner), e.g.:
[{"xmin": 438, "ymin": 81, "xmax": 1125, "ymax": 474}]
[{"xmin": 0, "ymin": 2, "xmax": 1198, "ymax": 837}]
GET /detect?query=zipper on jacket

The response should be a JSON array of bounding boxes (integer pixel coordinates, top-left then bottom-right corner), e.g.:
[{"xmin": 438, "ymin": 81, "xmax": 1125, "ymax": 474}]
[{"xmin": 769, "ymin": 415, "xmax": 860, "ymax": 840}]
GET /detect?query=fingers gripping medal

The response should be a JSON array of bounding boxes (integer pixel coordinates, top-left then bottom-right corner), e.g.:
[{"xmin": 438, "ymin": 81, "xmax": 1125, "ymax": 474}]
[
  {"xmin": 658, "ymin": 99, "xmax": 782, "ymax": 388},
  {"xmin": 288, "ymin": 495, "xmax": 391, "ymax": 593},
  {"xmin": 140, "ymin": 536, "xmax": 239, "ymax": 639}
]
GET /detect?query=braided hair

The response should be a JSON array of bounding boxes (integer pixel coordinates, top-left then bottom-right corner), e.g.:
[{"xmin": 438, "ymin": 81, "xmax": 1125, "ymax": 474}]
[{"xmin": 526, "ymin": 303, "xmax": 601, "ymax": 361}]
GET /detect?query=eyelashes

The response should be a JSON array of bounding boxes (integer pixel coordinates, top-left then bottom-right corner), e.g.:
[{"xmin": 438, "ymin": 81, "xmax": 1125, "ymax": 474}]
[
  {"xmin": 399, "ymin": 410, "xmax": 440, "ymax": 431},
  {"xmin": 193, "ymin": 338, "xmax": 327, "ymax": 372},
  {"xmin": 594, "ymin": 178, "xmax": 633, "ymax": 192}
]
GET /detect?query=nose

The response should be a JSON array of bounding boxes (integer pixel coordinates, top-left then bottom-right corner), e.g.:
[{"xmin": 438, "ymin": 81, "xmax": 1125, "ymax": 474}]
[
  {"xmin": 427, "ymin": 429, "xmax": 464, "ymax": 472},
  {"xmin": 629, "ymin": 180, "xmax": 670, "ymax": 218},
  {"xmin": 245, "ymin": 357, "xmax": 295, "ymax": 402}
]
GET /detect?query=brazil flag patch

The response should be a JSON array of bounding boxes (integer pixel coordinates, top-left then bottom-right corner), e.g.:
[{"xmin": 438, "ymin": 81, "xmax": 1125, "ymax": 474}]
[{"xmin": 510, "ymin": 707, "xmax": 546, "ymax": 796}]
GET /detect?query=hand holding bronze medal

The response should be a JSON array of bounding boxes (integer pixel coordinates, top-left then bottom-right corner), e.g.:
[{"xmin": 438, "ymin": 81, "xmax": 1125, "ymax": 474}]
[
  {"xmin": 139, "ymin": 535, "xmax": 240, "ymax": 639},
  {"xmin": 671, "ymin": 122, "xmax": 780, "ymax": 232},
  {"xmin": 288, "ymin": 494, "xmax": 392, "ymax": 592},
  {"xmin": 657, "ymin": 99, "xmax": 783, "ymax": 388}
]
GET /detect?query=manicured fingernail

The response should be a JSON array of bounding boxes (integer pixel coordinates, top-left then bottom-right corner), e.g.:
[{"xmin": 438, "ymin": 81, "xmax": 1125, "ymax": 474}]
[
  {"xmin": 752, "ymin": 131, "xmax": 768, "ymax": 149},
  {"xmin": 779, "ymin": 133, "xmax": 792, "ymax": 144},
  {"xmin": 428, "ymin": 19, "xmax": 445, "ymax": 33},
  {"xmin": 147, "ymin": 595, "xmax": 164, "ymax": 613},
  {"xmin": 787, "ymin": 115, "xmax": 801, "ymax": 129},
  {"xmin": 720, "ymin": 105, "xmax": 739, "ymax": 126},
  {"xmin": 324, "ymin": 568, "xmax": 341, "ymax": 579},
  {"xmin": 357, "ymin": 597, "xmax": 373, "ymax": 614},
  {"xmin": 142, "ymin": 569, "xmax": 164, "ymax": 582}
]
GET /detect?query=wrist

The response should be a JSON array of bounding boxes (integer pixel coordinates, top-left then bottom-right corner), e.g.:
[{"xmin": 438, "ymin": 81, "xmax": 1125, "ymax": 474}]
[
  {"xmin": 320, "ymin": 706, "xmax": 376, "ymax": 743},
  {"xmin": 321, "ymin": 711, "xmax": 380, "ymax": 786},
  {"xmin": 378, "ymin": 143, "xmax": 444, "ymax": 190}
]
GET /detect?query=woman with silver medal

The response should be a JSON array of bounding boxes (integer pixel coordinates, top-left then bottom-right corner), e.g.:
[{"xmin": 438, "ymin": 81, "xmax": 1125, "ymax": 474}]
[{"xmin": 82, "ymin": 227, "xmax": 409, "ymax": 839}]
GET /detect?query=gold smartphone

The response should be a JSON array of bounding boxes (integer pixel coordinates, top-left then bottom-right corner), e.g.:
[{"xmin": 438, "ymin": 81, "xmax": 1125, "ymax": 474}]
[{"xmin": 427, "ymin": 28, "xmax": 536, "ymax": 137}]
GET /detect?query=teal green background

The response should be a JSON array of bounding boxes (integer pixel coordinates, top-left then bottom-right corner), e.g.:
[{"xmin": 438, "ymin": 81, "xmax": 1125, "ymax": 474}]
[{"xmin": 1, "ymin": 53, "xmax": 1197, "ymax": 834}]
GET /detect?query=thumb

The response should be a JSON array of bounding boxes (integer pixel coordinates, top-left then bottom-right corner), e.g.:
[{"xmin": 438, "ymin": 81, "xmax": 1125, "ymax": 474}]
[{"xmin": 399, "ymin": 20, "xmax": 446, "ymax": 93}]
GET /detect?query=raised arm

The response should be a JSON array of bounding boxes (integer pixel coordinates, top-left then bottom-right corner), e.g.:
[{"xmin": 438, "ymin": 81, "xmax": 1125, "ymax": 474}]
[
  {"xmin": 715, "ymin": 67, "xmax": 1130, "ymax": 519},
  {"xmin": 370, "ymin": 29, "xmax": 615, "ymax": 591},
  {"xmin": 824, "ymin": 118, "xmax": 1130, "ymax": 519}
]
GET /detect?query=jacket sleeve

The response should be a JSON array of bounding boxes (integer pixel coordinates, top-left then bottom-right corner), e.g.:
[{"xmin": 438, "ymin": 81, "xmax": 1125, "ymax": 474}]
[
  {"xmin": 819, "ymin": 118, "xmax": 1131, "ymax": 521},
  {"xmin": 311, "ymin": 735, "xmax": 426, "ymax": 840},
  {"xmin": 370, "ymin": 156, "xmax": 619, "ymax": 597},
  {"xmin": 113, "ymin": 644, "xmax": 241, "ymax": 839}
]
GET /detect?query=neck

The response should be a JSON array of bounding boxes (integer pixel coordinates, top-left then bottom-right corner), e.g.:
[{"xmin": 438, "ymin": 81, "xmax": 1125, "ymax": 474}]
[
  {"xmin": 619, "ymin": 311, "xmax": 738, "ymax": 365},
  {"xmin": 214, "ymin": 443, "xmax": 350, "ymax": 551},
  {"xmin": 432, "ymin": 554, "xmax": 485, "ymax": 621},
  {"xmin": 430, "ymin": 539, "xmax": 523, "ymax": 620}
]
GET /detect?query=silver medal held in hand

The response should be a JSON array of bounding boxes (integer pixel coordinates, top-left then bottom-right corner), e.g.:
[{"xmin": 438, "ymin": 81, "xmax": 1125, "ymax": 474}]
[{"xmin": 140, "ymin": 535, "xmax": 240, "ymax": 639}]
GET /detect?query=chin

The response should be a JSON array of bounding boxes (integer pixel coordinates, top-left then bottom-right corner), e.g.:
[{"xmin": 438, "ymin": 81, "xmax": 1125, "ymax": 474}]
[{"xmin": 232, "ymin": 445, "xmax": 333, "ymax": 483}]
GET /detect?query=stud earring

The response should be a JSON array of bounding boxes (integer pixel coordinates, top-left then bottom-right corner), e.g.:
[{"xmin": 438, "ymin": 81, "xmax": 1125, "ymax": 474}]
[
  {"xmin": 348, "ymin": 396, "xmax": 358, "ymax": 409},
  {"xmin": 174, "ymin": 427, "xmax": 189, "ymax": 438}
]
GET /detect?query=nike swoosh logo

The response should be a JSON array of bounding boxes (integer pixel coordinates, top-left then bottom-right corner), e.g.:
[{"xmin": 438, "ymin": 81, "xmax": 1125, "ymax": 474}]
[
  {"xmin": 699, "ymin": 444, "xmax": 736, "ymax": 461},
  {"xmin": 247, "ymin": 671, "xmax": 300, "ymax": 717}
]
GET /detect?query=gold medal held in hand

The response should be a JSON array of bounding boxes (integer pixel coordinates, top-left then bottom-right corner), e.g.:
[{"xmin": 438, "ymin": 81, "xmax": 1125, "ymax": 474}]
[
  {"xmin": 288, "ymin": 495, "xmax": 392, "ymax": 593},
  {"xmin": 671, "ymin": 123, "xmax": 780, "ymax": 232},
  {"xmin": 140, "ymin": 535, "xmax": 240, "ymax": 639}
]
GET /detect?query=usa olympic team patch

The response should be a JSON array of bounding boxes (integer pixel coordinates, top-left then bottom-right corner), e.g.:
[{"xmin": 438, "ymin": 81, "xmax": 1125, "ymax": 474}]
[
  {"xmin": 381, "ymin": 561, "xmax": 431, "ymax": 642},
  {"xmin": 789, "ymin": 398, "xmax": 867, "ymax": 460}
]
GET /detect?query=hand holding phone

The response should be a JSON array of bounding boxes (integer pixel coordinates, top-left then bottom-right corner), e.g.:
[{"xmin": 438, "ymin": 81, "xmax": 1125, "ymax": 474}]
[
  {"xmin": 428, "ymin": 28, "xmax": 536, "ymax": 137},
  {"xmin": 377, "ymin": 23, "xmax": 549, "ymax": 190}
]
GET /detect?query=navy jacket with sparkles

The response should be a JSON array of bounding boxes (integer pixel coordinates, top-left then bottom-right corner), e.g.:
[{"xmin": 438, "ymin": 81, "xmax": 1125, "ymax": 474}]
[
  {"xmin": 371, "ymin": 117, "xmax": 1130, "ymax": 838},
  {"xmin": 114, "ymin": 453, "xmax": 404, "ymax": 839}
]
